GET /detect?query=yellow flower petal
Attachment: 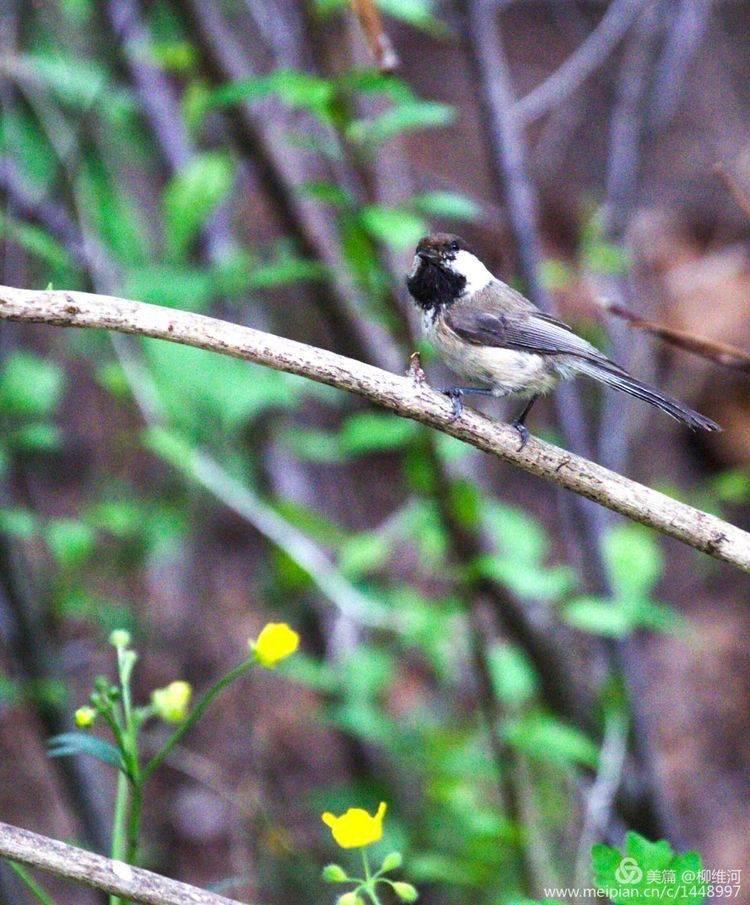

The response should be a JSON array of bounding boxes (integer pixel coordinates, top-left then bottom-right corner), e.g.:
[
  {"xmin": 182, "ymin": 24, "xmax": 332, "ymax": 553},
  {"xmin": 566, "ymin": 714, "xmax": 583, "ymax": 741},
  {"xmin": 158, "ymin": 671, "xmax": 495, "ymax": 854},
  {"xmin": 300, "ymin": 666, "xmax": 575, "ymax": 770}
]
[
  {"xmin": 321, "ymin": 802, "xmax": 387, "ymax": 849},
  {"xmin": 151, "ymin": 680, "xmax": 192, "ymax": 723},
  {"xmin": 250, "ymin": 622, "xmax": 300, "ymax": 668}
]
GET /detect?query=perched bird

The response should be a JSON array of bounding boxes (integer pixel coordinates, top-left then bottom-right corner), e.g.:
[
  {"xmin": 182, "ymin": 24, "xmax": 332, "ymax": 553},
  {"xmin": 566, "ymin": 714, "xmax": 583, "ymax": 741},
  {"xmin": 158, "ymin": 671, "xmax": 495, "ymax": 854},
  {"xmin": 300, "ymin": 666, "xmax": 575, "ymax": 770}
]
[{"xmin": 406, "ymin": 233, "xmax": 721, "ymax": 446}]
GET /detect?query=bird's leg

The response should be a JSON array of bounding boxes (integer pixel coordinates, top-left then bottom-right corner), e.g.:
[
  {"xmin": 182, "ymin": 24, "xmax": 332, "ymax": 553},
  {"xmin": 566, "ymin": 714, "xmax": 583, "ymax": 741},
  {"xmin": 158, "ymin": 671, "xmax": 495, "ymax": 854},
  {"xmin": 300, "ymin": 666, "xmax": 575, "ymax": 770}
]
[
  {"xmin": 441, "ymin": 387, "xmax": 494, "ymax": 421},
  {"xmin": 510, "ymin": 395, "xmax": 539, "ymax": 449}
]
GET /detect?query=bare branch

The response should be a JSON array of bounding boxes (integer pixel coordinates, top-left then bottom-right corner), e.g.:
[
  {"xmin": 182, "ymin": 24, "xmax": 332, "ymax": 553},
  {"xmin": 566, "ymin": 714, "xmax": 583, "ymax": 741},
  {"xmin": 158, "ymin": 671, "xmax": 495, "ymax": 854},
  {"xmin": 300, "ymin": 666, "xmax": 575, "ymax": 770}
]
[
  {"xmin": 350, "ymin": 0, "xmax": 400, "ymax": 73},
  {"xmin": 0, "ymin": 820, "xmax": 244, "ymax": 905},
  {"xmin": 650, "ymin": 0, "xmax": 711, "ymax": 128},
  {"xmin": 0, "ymin": 284, "xmax": 746, "ymax": 571},
  {"xmin": 604, "ymin": 300, "xmax": 750, "ymax": 373},
  {"xmin": 512, "ymin": 0, "xmax": 647, "ymax": 126}
]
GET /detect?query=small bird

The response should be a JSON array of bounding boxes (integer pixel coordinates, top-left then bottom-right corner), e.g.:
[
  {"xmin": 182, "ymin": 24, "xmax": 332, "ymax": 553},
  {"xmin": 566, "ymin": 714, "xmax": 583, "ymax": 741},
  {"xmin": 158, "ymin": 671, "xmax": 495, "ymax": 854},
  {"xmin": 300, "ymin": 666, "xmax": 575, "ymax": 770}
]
[{"xmin": 406, "ymin": 233, "xmax": 721, "ymax": 446}]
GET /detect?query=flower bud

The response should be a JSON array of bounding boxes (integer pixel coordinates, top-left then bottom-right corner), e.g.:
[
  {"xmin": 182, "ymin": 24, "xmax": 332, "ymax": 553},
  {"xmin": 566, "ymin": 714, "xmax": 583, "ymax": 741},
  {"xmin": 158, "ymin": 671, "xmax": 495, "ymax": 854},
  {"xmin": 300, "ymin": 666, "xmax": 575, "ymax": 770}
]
[
  {"xmin": 109, "ymin": 629, "xmax": 131, "ymax": 649},
  {"xmin": 336, "ymin": 894, "xmax": 364, "ymax": 905},
  {"xmin": 322, "ymin": 864, "xmax": 348, "ymax": 883},
  {"xmin": 380, "ymin": 851, "xmax": 403, "ymax": 872},
  {"xmin": 392, "ymin": 882, "xmax": 419, "ymax": 902},
  {"xmin": 151, "ymin": 680, "xmax": 192, "ymax": 723},
  {"xmin": 74, "ymin": 706, "xmax": 96, "ymax": 728},
  {"xmin": 249, "ymin": 622, "xmax": 300, "ymax": 668}
]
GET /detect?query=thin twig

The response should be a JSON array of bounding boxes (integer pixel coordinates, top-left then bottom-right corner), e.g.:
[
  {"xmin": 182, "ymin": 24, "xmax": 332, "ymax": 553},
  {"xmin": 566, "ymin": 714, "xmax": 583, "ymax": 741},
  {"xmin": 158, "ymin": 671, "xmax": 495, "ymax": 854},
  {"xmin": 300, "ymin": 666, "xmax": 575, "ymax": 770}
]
[
  {"xmin": 350, "ymin": 0, "xmax": 400, "ymax": 73},
  {"xmin": 604, "ymin": 300, "xmax": 750, "ymax": 373},
  {"xmin": 0, "ymin": 821, "xmax": 245, "ymax": 905},
  {"xmin": 0, "ymin": 284, "xmax": 746, "ymax": 571},
  {"xmin": 573, "ymin": 711, "xmax": 629, "ymax": 887}
]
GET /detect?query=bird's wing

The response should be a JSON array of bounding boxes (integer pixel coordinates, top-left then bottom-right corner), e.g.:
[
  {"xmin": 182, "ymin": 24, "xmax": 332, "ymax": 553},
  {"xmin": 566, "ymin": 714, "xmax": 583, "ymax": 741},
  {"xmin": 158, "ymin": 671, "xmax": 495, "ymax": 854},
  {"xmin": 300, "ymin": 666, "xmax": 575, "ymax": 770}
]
[{"xmin": 444, "ymin": 295, "xmax": 616, "ymax": 366}]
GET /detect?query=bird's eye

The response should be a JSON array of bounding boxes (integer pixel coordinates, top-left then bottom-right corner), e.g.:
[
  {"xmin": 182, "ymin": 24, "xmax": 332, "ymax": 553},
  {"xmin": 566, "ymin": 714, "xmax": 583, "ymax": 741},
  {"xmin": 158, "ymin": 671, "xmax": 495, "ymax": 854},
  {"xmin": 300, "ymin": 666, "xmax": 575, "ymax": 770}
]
[{"xmin": 449, "ymin": 241, "xmax": 459, "ymax": 252}]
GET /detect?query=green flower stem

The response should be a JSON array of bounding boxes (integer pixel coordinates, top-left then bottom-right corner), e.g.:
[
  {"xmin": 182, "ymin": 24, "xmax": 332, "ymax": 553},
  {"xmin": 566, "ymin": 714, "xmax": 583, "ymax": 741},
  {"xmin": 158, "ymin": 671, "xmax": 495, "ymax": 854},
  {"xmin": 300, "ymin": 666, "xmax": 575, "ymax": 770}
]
[
  {"xmin": 7, "ymin": 861, "xmax": 58, "ymax": 905},
  {"xmin": 125, "ymin": 780, "xmax": 143, "ymax": 865},
  {"xmin": 109, "ymin": 770, "xmax": 130, "ymax": 905},
  {"xmin": 111, "ymin": 643, "xmax": 142, "ymax": 903},
  {"xmin": 142, "ymin": 657, "xmax": 255, "ymax": 783},
  {"xmin": 361, "ymin": 850, "xmax": 383, "ymax": 905}
]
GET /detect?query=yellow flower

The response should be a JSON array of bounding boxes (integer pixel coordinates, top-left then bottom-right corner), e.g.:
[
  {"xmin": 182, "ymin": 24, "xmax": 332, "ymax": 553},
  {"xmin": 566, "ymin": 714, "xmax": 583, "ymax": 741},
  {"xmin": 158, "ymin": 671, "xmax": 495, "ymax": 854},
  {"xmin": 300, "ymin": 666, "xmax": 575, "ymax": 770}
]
[
  {"xmin": 151, "ymin": 680, "xmax": 192, "ymax": 723},
  {"xmin": 322, "ymin": 802, "xmax": 387, "ymax": 849},
  {"xmin": 75, "ymin": 706, "xmax": 97, "ymax": 728},
  {"xmin": 249, "ymin": 622, "xmax": 299, "ymax": 668}
]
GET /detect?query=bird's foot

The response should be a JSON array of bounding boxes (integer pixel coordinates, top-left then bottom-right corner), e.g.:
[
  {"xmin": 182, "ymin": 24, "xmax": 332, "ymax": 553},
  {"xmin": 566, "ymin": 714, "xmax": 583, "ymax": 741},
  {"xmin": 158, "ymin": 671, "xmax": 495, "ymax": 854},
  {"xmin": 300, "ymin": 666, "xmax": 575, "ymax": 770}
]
[
  {"xmin": 441, "ymin": 387, "xmax": 464, "ymax": 421},
  {"xmin": 510, "ymin": 419, "xmax": 530, "ymax": 450}
]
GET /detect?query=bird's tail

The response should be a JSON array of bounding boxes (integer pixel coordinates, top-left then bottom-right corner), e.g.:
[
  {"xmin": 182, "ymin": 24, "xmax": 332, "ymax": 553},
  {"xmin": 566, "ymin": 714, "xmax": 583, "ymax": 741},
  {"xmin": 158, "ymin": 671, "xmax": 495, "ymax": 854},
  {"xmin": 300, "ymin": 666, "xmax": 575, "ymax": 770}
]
[{"xmin": 575, "ymin": 360, "xmax": 721, "ymax": 432}]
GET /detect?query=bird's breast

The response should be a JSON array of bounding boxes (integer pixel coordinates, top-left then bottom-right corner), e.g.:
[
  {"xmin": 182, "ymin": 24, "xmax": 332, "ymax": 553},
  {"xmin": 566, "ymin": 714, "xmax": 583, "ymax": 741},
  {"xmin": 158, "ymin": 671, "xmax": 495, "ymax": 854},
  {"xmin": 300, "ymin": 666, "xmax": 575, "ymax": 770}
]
[{"xmin": 425, "ymin": 314, "xmax": 559, "ymax": 396}]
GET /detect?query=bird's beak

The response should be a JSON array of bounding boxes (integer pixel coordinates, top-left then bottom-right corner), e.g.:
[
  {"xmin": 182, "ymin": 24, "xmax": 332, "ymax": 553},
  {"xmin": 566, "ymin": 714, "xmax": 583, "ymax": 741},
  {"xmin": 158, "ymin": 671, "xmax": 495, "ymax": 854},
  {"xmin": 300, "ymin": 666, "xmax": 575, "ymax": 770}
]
[{"xmin": 417, "ymin": 250, "xmax": 440, "ymax": 264}]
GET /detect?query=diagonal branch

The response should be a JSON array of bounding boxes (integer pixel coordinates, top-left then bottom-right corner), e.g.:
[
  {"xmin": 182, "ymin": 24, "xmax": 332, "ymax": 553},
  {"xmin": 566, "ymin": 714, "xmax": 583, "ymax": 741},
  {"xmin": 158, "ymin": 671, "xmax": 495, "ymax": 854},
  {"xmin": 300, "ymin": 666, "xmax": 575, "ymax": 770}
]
[
  {"xmin": 0, "ymin": 284, "xmax": 746, "ymax": 571},
  {"xmin": 0, "ymin": 820, "xmax": 244, "ymax": 905},
  {"xmin": 512, "ymin": 0, "xmax": 647, "ymax": 126},
  {"xmin": 604, "ymin": 300, "xmax": 750, "ymax": 373}
]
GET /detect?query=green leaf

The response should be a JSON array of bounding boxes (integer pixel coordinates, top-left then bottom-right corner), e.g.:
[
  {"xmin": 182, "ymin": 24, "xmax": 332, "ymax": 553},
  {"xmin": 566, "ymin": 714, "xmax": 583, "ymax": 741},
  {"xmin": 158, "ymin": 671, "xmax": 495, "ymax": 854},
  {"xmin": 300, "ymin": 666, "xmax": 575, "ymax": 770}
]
[
  {"xmin": 20, "ymin": 54, "xmax": 136, "ymax": 125},
  {"xmin": 0, "ymin": 214, "xmax": 74, "ymax": 273},
  {"xmin": 377, "ymin": 0, "xmax": 447, "ymax": 33},
  {"xmin": 163, "ymin": 152, "xmax": 234, "ymax": 259},
  {"xmin": 46, "ymin": 519, "xmax": 96, "ymax": 568},
  {"xmin": 483, "ymin": 502, "xmax": 548, "ymax": 563},
  {"xmin": 48, "ymin": 732, "xmax": 126, "ymax": 771},
  {"xmin": 580, "ymin": 210, "xmax": 631, "ymax": 276},
  {"xmin": 0, "ymin": 508, "xmax": 37, "ymax": 539},
  {"xmin": 246, "ymin": 256, "xmax": 327, "ymax": 290},
  {"xmin": 0, "ymin": 353, "xmax": 65, "ymax": 417},
  {"xmin": 340, "ymin": 533, "xmax": 389, "ymax": 578},
  {"xmin": 710, "ymin": 469, "xmax": 750, "ymax": 504},
  {"xmin": 359, "ymin": 205, "xmax": 428, "ymax": 250},
  {"xmin": 505, "ymin": 713, "xmax": 599, "ymax": 768},
  {"xmin": 297, "ymin": 181, "xmax": 353, "ymax": 207},
  {"xmin": 279, "ymin": 426, "xmax": 344, "ymax": 464},
  {"xmin": 142, "ymin": 340, "xmax": 307, "ymax": 438},
  {"xmin": 125, "ymin": 265, "xmax": 216, "ymax": 312},
  {"xmin": 77, "ymin": 156, "xmax": 147, "ymax": 265},
  {"xmin": 8, "ymin": 423, "xmax": 62, "ymax": 452},
  {"xmin": 340, "ymin": 412, "xmax": 419, "ymax": 454},
  {"xmin": 476, "ymin": 555, "xmax": 574, "ymax": 600},
  {"xmin": 632, "ymin": 598, "xmax": 682, "ymax": 634},
  {"xmin": 149, "ymin": 40, "xmax": 197, "ymax": 73},
  {"xmin": 348, "ymin": 101, "xmax": 454, "ymax": 145},
  {"xmin": 210, "ymin": 70, "xmax": 336, "ymax": 120},
  {"xmin": 563, "ymin": 597, "xmax": 633, "ymax": 637},
  {"xmin": 604, "ymin": 525, "xmax": 663, "ymax": 601},
  {"xmin": 592, "ymin": 832, "xmax": 703, "ymax": 905},
  {"xmin": 487, "ymin": 644, "xmax": 538, "ymax": 707},
  {"xmin": 412, "ymin": 191, "xmax": 481, "ymax": 221}
]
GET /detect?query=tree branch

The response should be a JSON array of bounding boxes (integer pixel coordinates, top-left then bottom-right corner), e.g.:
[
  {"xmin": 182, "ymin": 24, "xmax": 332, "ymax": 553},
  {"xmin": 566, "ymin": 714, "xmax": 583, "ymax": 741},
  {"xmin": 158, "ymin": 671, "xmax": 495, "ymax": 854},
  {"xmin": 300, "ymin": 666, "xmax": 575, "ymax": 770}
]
[
  {"xmin": 0, "ymin": 284, "xmax": 746, "ymax": 570},
  {"xmin": 512, "ymin": 0, "xmax": 647, "ymax": 126},
  {"xmin": 0, "ymin": 821, "xmax": 244, "ymax": 905}
]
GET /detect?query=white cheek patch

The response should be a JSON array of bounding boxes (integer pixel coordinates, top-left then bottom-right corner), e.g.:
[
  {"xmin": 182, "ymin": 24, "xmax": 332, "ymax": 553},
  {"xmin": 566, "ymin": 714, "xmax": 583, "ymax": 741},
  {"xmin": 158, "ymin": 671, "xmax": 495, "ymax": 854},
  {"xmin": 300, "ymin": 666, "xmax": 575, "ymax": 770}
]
[
  {"xmin": 409, "ymin": 255, "xmax": 421, "ymax": 277},
  {"xmin": 450, "ymin": 249, "xmax": 494, "ymax": 295}
]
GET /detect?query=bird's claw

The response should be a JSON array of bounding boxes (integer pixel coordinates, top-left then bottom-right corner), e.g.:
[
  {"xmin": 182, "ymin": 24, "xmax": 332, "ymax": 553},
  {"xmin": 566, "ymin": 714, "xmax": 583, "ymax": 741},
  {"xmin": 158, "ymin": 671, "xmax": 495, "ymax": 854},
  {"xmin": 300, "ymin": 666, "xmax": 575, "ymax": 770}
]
[
  {"xmin": 511, "ymin": 419, "xmax": 530, "ymax": 450},
  {"xmin": 442, "ymin": 387, "xmax": 463, "ymax": 421}
]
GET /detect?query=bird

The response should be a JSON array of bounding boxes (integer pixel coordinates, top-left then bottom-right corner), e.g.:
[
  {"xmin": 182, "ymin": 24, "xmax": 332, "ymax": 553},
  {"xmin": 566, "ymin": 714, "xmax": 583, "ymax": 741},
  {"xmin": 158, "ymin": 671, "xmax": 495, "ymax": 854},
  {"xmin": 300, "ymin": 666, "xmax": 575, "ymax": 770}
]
[{"xmin": 405, "ymin": 232, "xmax": 721, "ymax": 447}]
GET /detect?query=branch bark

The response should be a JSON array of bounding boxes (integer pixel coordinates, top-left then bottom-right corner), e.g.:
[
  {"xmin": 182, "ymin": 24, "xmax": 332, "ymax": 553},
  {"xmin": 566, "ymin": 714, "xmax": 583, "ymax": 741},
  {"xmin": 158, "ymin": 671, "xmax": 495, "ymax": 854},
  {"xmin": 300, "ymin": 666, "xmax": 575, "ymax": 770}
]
[
  {"xmin": 0, "ymin": 821, "xmax": 244, "ymax": 905},
  {"xmin": 1, "ymin": 284, "xmax": 747, "ymax": 571}
]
